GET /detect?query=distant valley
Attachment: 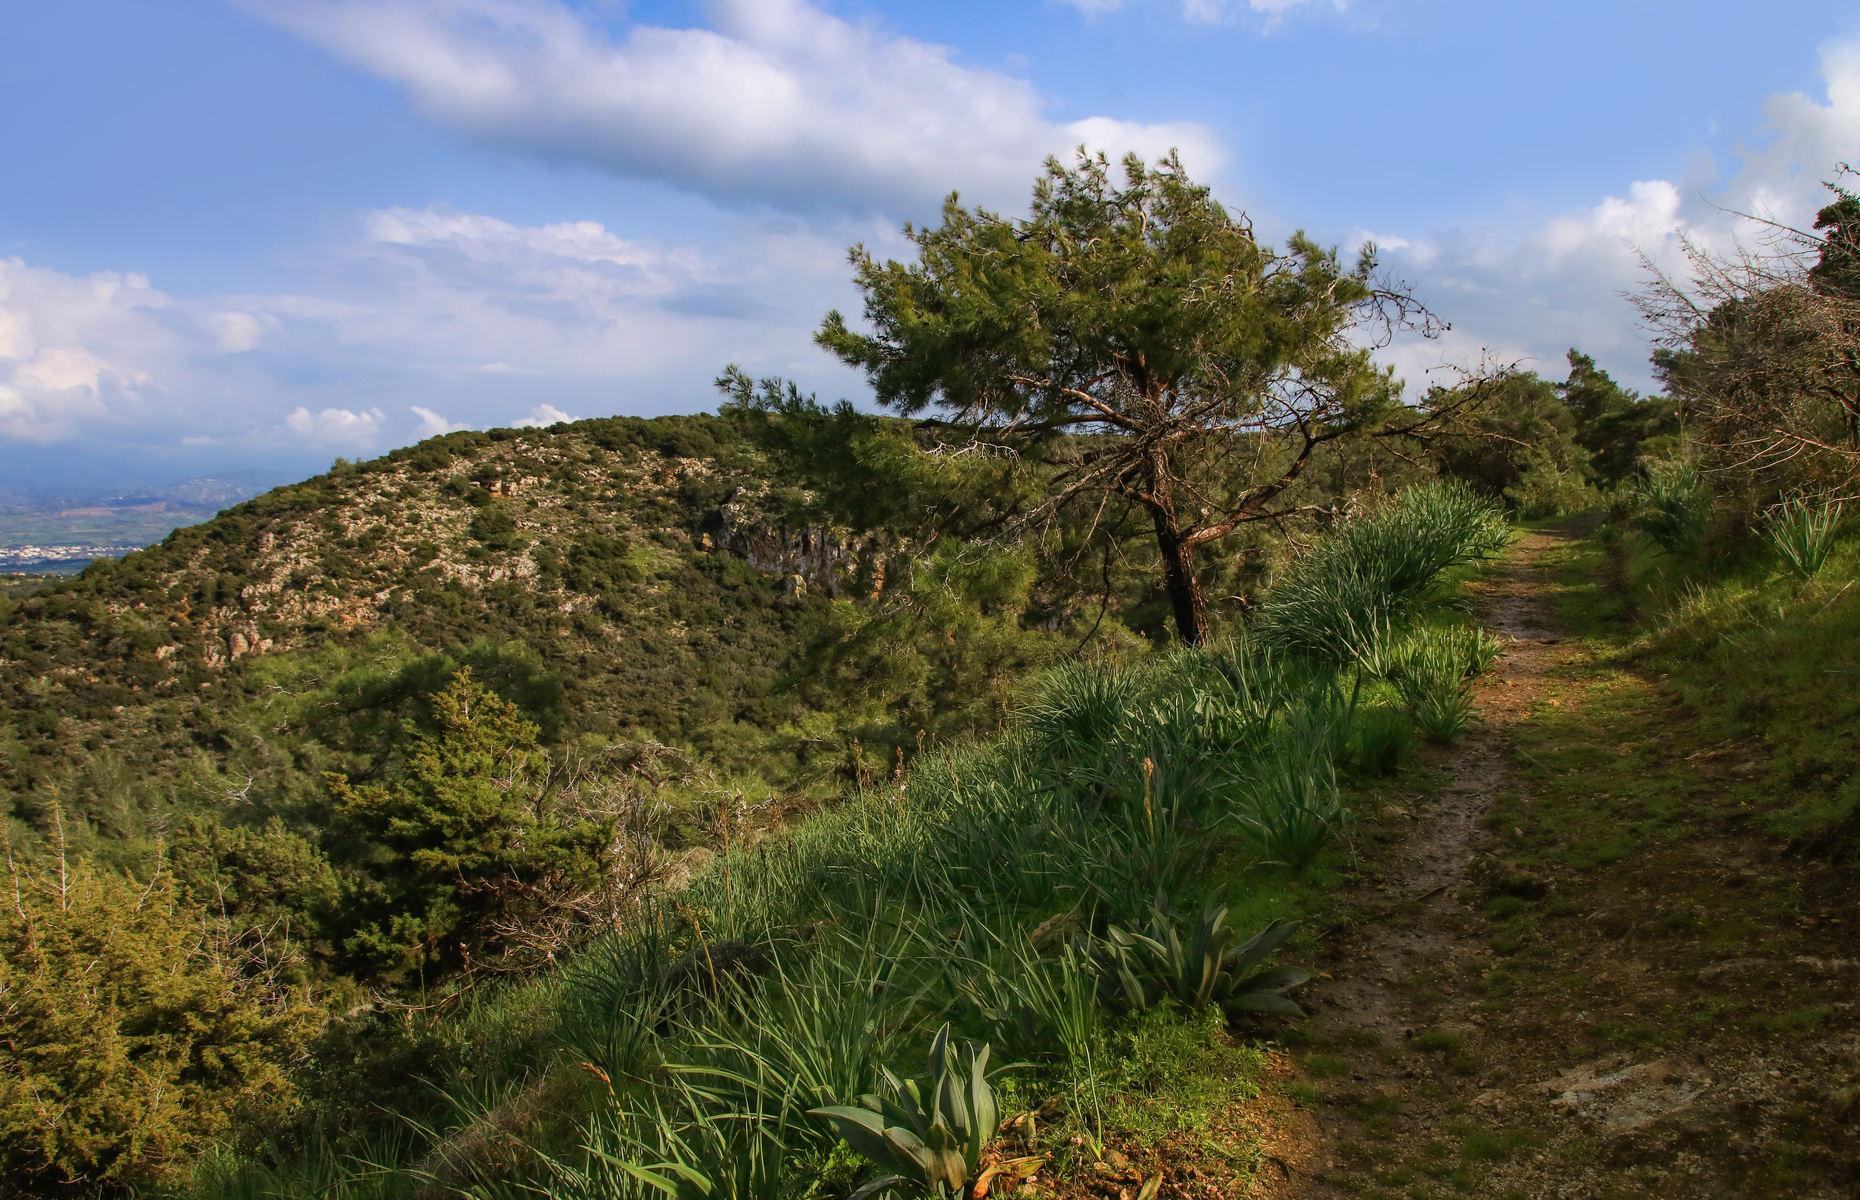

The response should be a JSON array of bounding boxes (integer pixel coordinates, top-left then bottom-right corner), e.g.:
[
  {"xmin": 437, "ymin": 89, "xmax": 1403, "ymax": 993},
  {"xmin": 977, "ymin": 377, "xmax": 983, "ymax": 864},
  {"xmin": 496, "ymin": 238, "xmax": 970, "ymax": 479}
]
[{"xmin": 0, "ymin": 472, "xmax": 287, "ymax": 571}]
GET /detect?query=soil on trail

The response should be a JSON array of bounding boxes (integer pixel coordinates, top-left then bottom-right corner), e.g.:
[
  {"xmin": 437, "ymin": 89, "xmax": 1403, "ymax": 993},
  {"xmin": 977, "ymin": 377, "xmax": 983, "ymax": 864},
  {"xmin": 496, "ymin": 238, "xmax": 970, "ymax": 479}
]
[{"xmin": 1273, "ymin": 521, "xmax": 1860, "ymax": 1199}]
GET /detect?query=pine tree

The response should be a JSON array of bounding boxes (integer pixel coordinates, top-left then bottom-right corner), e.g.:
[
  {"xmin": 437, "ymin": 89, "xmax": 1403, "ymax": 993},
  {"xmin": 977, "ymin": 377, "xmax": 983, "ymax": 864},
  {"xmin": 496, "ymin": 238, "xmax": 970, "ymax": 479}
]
[{"xmin": 327, "ymin": 669, "xmax": 614, "ymax": 982}]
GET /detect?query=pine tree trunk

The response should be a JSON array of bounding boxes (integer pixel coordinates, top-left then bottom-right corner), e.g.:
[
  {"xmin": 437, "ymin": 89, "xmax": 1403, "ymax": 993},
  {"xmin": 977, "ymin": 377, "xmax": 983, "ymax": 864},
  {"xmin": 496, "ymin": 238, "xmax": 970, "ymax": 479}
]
[
  {"xmin": 1138, "ymin": 453, "xmax": 1212, "ymax": 647},
  {"xmin": 1155, "ymin": 524, "xmax": 1207, "ymax": 645}
]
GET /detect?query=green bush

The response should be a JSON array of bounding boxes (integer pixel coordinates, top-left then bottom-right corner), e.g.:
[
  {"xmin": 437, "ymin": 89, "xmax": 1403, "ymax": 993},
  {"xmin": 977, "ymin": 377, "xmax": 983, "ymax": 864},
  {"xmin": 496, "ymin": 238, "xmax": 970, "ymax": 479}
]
[
  {"xmin": 326, "ymin": 669, "xmax": 614, "ymax": 982},
  {"xmin": 467, "ymin": 502, "xmax": 524, "ymax": 550},
  {"xmin": 0, "ymin": 838, "xmax": 323, "ymax": 1191}
]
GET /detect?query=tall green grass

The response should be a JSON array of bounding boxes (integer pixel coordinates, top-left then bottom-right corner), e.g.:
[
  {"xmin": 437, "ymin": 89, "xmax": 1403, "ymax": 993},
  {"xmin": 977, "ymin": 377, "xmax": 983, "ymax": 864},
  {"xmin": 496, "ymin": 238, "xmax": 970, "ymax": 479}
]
[
  {"xmin": 1633, "ymin": 458, "xmax": 1710, "ymax": 556},
  {"xmin": 1766, "ymin": 496, "xmax": 1845, "ymax": 581},
  {"xmin": 1259, "ymin": 482, "xmax": 1510, "ymax": 668}
]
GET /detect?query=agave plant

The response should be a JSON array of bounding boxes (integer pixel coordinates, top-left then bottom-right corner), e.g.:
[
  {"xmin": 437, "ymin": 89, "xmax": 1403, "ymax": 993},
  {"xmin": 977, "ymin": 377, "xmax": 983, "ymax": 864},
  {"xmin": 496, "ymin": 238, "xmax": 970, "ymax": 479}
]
[
  {"xmin": 1092, "ymin": 893, "xmax": 1311, "ymax": 1017},
  {"xmin": 809, "ymin": 1025, "xmax": 1038, "ymax": 1199},
  {"xmin": 1766, "ymin": 496, "xmax": 1844, "ymax": 581}
]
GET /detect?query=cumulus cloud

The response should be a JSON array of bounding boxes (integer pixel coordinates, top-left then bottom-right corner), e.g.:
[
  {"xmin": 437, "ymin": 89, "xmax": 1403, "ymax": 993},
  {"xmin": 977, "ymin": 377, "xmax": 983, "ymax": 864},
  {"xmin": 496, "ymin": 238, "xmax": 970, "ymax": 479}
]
[
  {"xmin": 0, "ymin": 201, "xmax": 871, "ymax": 462},
  {"xmin": 271, "ymin": 203, "xmax": 860, "ymax": 382},
  {"xmin": 286, "ymin": 405, "xmax": 386, "ymax": 447},
  {"xmin": 1371, "ymin": 41, "xmax": 1860, "ymax": 395},
  {"xmin": 238, "ymin": 0, "xmax": 1221, "ymax": 212},
  {"xmin": 513, "ymin": 403, "xmax": 577, "ymax": 427},
  {"xmin": 411, "ymin": 405, "xmax": 471, "ymax": 436},
  {"xmin": 0, "ymin": 258, "xmax": 169, "ymax": 440}
]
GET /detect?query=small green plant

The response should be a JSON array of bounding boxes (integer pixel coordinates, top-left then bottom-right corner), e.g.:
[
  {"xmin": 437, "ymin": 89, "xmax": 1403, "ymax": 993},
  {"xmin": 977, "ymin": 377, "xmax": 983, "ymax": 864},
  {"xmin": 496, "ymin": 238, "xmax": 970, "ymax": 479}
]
[
  {"xmin": 1765, "ymin": 497, "xmax": 1844, "ymax": 581},
  {"xmin": 1411, "ymin": 674, "xmax": 1475, "ymax": 743},
  {"xmin": 1410, "ymin": 1029, "xmax": 1465, "ymax": 1054},
  {"xmin": 1091, "ymin": 893, "xmax": 1310, "ymax": 1017},
  {"xmin": 1352, "ymin": 705, "xmax": 1417, "ymax": 777},
  {"xmin": 1280, "ymin": 1080, "xmax": 1325, "ymax": 1109},
  {"xmin": 1232, "ymin": 749, "xmax": 1349, "ymax": 867},
  {"xmin": 809, "ymin": 1025, "xmax": 1037, "ymax": 1199},
  {"xmin": 1633, "ymin": 459, "xmax": 1709, "ymax": 555},
  {"xmin": 1383, "ymin": 626, "xmax": 1491, "ymax": 744}
]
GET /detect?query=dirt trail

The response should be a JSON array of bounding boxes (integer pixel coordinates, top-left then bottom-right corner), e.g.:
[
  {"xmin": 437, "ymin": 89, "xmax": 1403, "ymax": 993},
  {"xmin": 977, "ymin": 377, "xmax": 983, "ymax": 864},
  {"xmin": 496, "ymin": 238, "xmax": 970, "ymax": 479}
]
[
  {"xmin": 1270, "ymin": 519, "xmax": 1860, "ymax": 1199},
  {"xmin": 1281, "ymin": 523, "xmax": 1579, "ymax": 1196}
]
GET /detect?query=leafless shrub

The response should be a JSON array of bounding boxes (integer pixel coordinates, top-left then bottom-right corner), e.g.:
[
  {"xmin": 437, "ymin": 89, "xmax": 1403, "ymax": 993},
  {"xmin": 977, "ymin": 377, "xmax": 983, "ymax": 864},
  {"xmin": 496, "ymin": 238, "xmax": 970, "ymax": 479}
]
[{"xmin": 1635, "ymin": 168, "xmax": 1860, "ymax": 500}]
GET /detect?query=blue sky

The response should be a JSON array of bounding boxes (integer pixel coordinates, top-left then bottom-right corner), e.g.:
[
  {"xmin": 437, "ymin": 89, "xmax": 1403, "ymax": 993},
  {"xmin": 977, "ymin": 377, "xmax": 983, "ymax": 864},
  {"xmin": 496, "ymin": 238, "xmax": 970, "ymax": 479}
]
[{"xmin": 4, "ymin": 0, "xmax": 1859, "ymax": 491}]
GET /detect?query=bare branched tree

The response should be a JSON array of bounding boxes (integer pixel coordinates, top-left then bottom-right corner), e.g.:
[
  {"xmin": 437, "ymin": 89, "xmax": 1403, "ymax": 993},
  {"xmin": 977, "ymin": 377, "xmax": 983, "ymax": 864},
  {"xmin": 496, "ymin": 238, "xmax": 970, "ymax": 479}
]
[{"xmin": 1636, "ymin": 167, "xmax": 1860, "ymax": 497}]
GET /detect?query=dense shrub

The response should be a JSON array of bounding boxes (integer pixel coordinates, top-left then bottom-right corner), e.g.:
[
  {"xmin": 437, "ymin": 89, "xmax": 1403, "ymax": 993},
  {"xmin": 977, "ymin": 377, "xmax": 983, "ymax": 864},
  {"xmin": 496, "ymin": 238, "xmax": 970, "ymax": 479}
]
[
  {"xmin": 326, "ymin": 670, "xmax": 614, "ymax": 982},
  {"xmin": 0, "ymin": 838, "xmax": 322, "ymax": 1191}
]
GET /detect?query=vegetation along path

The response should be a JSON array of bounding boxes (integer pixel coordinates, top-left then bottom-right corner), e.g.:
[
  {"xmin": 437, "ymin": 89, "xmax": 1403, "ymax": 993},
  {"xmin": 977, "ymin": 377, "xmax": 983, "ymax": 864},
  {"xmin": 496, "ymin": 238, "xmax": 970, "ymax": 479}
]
[{"xmin": 1278, "ymin": 520, "xmax": 1860, "ymax": 1199}]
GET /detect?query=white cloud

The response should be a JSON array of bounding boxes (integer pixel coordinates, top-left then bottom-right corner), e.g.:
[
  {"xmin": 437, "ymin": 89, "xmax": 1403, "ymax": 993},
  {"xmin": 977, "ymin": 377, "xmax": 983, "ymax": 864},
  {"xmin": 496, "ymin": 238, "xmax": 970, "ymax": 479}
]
[
  {"xmin": 1058, "ymin": 0, "xmax": 1328, "ymax": 18},
  {"xmin": 0, "ymin": 200, "xmax": 872, "ymax": 461},
  {"xmin": 0, "ymin": 258, "xmax": 169, "ymax": 440},
  {"xmin": 411, "ymin": 405, "xmax": 471, "ymax": 437},
  {"xmin": 1182, "ymin": 0, "xmax": 1332, "ymax": 24},
  {"xmin": 512, "ymin": 403, "xmax": 577, "ymax": 427},
  {"xmin": 239, "ymin": 0, "xmax": 1222, "ymax": 212},
  {"xmin": 1372, "ymin": 40, "xmax": 1860, "ymax": 395},
  {"xmin": 286, "ymin": 405, "xmax": 386, "ymax": 448}
]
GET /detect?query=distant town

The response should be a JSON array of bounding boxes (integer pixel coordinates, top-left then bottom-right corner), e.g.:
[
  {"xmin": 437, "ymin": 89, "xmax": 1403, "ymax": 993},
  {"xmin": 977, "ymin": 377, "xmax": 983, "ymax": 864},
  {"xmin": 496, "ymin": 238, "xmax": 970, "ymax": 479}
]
[{"xmin": 0, "ymin": 544, "xmax": 141, "ymax": 572}]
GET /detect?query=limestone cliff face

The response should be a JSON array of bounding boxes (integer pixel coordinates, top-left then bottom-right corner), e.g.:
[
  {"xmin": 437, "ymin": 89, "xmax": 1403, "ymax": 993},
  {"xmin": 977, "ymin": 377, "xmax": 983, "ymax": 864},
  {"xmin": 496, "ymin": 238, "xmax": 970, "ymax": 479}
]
[{"xmin": 712, "ymin": 487, "xmax": 895, "ymax": 601}]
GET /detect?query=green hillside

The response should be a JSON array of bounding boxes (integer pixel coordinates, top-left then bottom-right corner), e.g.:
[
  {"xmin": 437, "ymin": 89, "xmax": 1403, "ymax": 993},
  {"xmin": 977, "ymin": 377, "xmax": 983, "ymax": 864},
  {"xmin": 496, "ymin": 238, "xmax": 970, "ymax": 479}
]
[
  {"xmin": 5, "ymin": 150, "xmax": 1850, "ymax": 1199},
  {"xmin": 1, "ymin": 417, "xmax": 866, "ymax": 850}
]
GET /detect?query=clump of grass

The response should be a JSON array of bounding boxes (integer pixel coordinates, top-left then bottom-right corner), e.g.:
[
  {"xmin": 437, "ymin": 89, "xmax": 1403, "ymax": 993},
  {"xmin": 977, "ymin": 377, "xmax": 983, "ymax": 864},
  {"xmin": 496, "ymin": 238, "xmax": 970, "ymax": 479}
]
[
  {"xmin": 1384, "ymin": 625, "xmax": 1497, "ymax": 744},
  {"xmin": 1412, "ymin": 678, "xmax": 1476, "ymax": 742},
  {"xmin": 1411, "ymin": 1029, "xmax": 1466, "ymax": 1054},
  {"xmin": 1352, "ymin": 704, "xmax": 1417, "ymax": 776},
  {"xmin": 1633, "ymin": 458, "xmax": 1709, "ymax": 555},
  {"xmin": 1232, "ymin": 747, "xmax": 1348, "ymax": 869},
  {"xmin": 1261, "ymin": 483, "xmax": 1510, "ymax": 667},
  {"xmin": 1765, "ymin": 496, "xmax": 1844, "ymax": 581}
]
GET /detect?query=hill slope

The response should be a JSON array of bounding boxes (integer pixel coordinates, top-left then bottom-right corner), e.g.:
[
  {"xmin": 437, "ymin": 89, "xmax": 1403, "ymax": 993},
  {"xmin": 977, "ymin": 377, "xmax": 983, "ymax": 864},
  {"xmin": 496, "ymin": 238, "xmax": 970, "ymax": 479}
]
[{"xmin": 0, "ymin": 416, "xmax": 895, "ymax": 849}]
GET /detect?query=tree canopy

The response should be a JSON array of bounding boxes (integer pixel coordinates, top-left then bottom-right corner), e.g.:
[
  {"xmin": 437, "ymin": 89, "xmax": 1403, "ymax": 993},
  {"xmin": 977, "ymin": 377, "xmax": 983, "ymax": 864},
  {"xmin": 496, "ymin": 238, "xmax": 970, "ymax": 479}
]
[{"xmin": 811, "ymin": 151, "xmax": 1468, "ymax": 644}]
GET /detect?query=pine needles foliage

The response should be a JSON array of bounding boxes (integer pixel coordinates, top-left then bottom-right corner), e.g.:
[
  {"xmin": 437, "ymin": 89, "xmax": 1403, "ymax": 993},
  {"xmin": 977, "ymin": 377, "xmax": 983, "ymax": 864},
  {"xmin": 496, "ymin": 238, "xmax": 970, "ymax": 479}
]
[{"xmin": 0, "ymin": 827, "xmax": 323, "ymax": 1192}]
